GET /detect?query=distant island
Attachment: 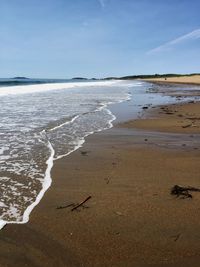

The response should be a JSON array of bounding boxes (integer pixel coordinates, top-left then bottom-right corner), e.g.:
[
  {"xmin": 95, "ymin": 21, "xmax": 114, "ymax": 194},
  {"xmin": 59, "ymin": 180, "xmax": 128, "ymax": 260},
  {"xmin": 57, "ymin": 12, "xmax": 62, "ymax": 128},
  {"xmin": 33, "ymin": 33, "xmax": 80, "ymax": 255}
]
[
  {"xmin": 12, "ymin": 77, "xmax": 29, "ymax": 79},
  {"xmin": 72, "ymin": 77, "xmax": 88, "ymax": 80}
]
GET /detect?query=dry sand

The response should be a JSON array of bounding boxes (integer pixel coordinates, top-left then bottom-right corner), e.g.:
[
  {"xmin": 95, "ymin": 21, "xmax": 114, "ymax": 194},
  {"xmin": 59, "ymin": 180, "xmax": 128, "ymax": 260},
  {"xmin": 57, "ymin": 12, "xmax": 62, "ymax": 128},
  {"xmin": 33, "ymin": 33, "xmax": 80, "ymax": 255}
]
[
  {"xmin": 144, "ymin": 74, "xmax": 200, "ymax": 85},
  {"xmin": 0, "ymin": 82, "xmax": 200, "ymax": 266}
]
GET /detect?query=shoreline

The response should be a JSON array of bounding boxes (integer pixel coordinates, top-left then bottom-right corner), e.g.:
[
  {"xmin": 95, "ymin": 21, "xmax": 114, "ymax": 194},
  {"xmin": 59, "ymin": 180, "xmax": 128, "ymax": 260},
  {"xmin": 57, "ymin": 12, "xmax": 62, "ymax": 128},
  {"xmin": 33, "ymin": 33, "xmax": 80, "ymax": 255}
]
[
  {"xmin": 1, "ymin": 82, "xmax": 200, "ymax": 266},
  {"xmin": 0, "ymin": 85, "xmax": 130, "ymax": 231},
  {"xmin": 120, "ymin": 101, "xmax": 200, "ymax": 134}
]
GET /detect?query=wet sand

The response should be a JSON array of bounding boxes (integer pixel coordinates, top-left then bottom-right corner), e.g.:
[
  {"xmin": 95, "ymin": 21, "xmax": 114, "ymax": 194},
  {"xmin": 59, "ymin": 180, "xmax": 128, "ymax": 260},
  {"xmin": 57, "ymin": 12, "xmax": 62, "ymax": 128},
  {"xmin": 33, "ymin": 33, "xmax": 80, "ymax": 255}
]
[
  {"xmin": 121, "ymin": 101, "xmax": 200, "ymax": 134},
  {"xmin": 1, "ymin": 83, "xmax": 200, "ymax": 266}
]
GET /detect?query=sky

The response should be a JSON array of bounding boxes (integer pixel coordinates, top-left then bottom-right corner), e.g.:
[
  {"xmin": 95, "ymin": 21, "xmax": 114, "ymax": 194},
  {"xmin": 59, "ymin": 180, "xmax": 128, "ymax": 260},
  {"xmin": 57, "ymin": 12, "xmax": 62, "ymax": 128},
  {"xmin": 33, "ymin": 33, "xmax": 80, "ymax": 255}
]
[{"xmin": 0, "ymin": 0, "xmax": 200, "ymax": 78}]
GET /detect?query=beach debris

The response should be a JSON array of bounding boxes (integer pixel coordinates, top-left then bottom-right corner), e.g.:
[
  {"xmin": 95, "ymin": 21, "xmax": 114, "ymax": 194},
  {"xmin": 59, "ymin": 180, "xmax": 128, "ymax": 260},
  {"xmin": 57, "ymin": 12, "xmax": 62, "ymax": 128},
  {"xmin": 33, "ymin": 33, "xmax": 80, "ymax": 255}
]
[
  {"xmin": 182, "ymin": 121, "xmax": 198, "ymax": 128},
  {"xmin": 71, "ymin": 196, "xmax": 92, "ymax": 211},
  {"xmin": 165, "ymin": 112, "xmax": 174, "ymax": 115},
  {"xmin": 171, "ymin": 233, "xmax": 181, "ymax": 242},
  {"xmin": 104, "ymin": 177, "xmax": 110, "ymax": 184},
  {"xmin": 56, "ymin": 203, "xmax": 74, "ymax": 210},
  {"xmin": 182, "ymin": 124, "xmax": 192, "ymax": 128},
  {"xmin": 80, "ymin": 150, "xmax": 89, "ymax": 156},
  {"xmin": 171, "ymin": 185, "xmax": 200, "ymax": 199},
  {"xmin": 56, "ymin": 196, "xmax": 92, "ymax": 211}
]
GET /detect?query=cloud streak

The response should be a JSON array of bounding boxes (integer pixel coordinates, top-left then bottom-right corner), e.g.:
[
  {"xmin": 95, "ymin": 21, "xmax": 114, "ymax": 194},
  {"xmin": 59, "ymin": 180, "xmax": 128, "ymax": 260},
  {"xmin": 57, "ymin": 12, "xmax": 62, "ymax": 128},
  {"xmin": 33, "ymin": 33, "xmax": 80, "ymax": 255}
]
[{"xmin": 147, "ymin": 28, "xmax": 200, "ymax": 55}]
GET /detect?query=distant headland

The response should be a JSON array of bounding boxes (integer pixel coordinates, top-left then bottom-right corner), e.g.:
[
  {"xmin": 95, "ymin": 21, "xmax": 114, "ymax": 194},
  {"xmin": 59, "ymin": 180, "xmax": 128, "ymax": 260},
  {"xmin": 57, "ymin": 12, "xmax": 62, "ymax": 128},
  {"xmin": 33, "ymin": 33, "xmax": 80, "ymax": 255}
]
[
  {"xmin": 12, "ymin": 77, "xmax": 29, "ymax": 79},
  {"xmin": 103, "ymin": 73, "xmax": 200, "ymax": 80}
]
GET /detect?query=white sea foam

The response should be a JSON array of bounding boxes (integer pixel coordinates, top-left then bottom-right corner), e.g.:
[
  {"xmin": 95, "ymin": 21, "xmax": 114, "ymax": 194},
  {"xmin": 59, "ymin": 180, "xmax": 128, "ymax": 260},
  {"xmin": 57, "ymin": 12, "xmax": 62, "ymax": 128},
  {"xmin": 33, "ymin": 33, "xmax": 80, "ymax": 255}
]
[
  {"xmin": 48, "ymin": 115, "xmax": 80, "ymax": 132},
  {"xmin": 0, "ymin": 80, "xmax": 121, "ymax": 97},
  {"xmin": 0, "ymin": 147, "xmax": 9, "ymax": 155},
  {"xmin": 54, "ymin": 95, "xmax": 130, "ymax": 160},
  {"xmin": 0, "ymin": 139, "xmax": 55, "ymax": 229}
]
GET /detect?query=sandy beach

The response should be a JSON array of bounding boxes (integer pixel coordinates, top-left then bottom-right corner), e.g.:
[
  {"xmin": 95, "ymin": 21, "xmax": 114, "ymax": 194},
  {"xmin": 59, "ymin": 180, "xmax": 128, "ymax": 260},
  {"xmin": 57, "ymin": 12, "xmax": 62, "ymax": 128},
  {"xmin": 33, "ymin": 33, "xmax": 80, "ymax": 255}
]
[
  {"xmin": 144, "ymin": 75, "xmax": 200, "ymax": 85},
  {"xmin": 1, "ymin": 0, "xmax": 200, "ymax": 265},
  {"xmin": 1, "ymin": 81, "xmax": 200, "ymax": 266}
]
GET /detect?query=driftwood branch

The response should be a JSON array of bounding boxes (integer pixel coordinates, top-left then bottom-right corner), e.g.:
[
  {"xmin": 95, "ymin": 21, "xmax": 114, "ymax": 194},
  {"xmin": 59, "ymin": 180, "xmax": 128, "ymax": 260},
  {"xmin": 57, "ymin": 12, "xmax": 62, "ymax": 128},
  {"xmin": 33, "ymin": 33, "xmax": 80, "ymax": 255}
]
[
  {"xmin": 56, "ymin": 203, "xmax": 74, "ymax": 210},
  {"xmin": 56, "ymin": 196, "xmax": 92, "ymax": 211},
  {"xmin": 104, "ymin": 177, "xmax": 110, "ymax": 184},
  {"xmin": 174, "ymin": 234, "xmax": 181, "ymax": 242},
  {"xmin": 71, "ymin": 196, "xmax": 92, "ymax": 211},
  {"xmin": 171, "ymin": 185, "xmax": 200, "ymax": 199},
  {"xmin": 182, "ymin": 124, "xmax": 192, "ymax": 128},
  {"xmin": 171, "ymin": 233, "xmax": 181, "ymax": 242}
]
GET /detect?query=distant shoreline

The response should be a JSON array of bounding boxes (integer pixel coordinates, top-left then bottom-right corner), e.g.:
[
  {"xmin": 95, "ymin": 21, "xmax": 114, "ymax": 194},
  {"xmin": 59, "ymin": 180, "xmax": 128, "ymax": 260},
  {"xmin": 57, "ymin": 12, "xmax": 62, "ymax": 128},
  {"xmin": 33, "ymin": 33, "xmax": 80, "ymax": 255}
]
[{"xmin": 142, "ymin": 74, "xmax": 200, "ymax": 85}]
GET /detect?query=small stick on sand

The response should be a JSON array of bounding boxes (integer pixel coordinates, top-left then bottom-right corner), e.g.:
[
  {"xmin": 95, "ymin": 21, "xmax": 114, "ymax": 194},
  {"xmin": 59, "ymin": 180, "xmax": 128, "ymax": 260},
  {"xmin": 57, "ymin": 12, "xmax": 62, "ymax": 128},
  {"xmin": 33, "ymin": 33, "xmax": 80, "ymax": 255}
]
[
  {"xmin": 56, "ymin": 203, "xmax": 74, "ymax": 210},
  {"xmin": 71, "ymin": 196, "xmax": 92, "ymax": 211},
  {"xmin": 174, "ymin": 233, "xmax": 181, "ymax": 242},
  {"xmin": 182, "ymin": 124, "xmax": 192, "ymax": 128},
  {"xmin": 104, "ymin": 177, "xmax": 110, "ymax": 184},
  {"xmin": 171, "ymin": 233, "xmax": 181, "ymax": 242}
]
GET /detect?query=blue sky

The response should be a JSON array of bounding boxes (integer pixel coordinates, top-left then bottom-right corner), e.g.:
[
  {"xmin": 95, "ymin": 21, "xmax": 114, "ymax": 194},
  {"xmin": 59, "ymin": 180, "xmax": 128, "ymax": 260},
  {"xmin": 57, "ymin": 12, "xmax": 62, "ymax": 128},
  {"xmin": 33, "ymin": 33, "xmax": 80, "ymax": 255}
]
[{"xmin": 0, "ymin": 0, "xmax": 200, "ymax": 78}]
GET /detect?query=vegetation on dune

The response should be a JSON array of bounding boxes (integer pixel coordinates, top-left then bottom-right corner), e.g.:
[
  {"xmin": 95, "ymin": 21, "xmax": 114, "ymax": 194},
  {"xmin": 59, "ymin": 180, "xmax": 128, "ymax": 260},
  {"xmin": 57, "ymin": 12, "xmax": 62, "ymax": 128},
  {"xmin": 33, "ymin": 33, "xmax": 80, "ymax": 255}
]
[{"xmin": 102, "ymin": 73, "xmax": 200, "ymax": 80}]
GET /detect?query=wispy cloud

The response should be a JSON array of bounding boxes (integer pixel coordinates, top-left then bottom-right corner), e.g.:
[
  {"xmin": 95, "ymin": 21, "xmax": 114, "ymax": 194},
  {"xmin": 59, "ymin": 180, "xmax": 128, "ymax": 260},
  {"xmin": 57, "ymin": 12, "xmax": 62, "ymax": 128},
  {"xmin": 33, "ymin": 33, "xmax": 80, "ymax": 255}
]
[
  {"xmin": 98, "ymin": 0, "xmax": 106, "ymax": 9},
  {"xmin": 147, "ymin": 28, "xmax": 200, "ymax": 55}
]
